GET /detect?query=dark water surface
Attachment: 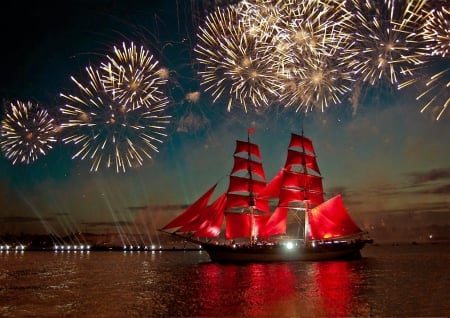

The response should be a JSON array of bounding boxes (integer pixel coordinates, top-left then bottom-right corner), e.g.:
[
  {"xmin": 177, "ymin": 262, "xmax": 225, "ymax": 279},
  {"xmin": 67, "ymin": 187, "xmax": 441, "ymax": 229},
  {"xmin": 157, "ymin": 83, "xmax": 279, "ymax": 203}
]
[{"xmin": 1, "ymin": 243, "xmax": 449, "ymax": 317}]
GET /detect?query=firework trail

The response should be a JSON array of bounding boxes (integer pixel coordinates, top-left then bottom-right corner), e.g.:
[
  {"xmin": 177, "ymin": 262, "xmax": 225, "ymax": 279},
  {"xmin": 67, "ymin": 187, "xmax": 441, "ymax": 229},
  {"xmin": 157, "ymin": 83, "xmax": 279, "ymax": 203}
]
[
  {"xmin": 59, "ymin": 54, "xmax": 171, "ymax": 173},
  {"xmin": 0, "ymin": 100, "xmax": 57, "ymax": 164},
  {"xmin": 194, "ymin": 4, "xmax": 282, "ymax": 112}
]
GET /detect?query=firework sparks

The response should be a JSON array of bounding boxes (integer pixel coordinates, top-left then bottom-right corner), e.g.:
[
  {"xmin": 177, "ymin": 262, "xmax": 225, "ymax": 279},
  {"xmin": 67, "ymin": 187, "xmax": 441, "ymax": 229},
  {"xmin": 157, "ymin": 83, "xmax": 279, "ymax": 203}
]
[
  {"xmin": 194, "ymin": 5, "xmax": 282, "ymax": 112},
  {"xmin": 232, "ymin": 0, "xmax": 354, "ymax": 111},
  {"xmin": 396, "ymin": 4, "xmax": 449, "ymax": 120},
  {"xmin": 60, "ymin": 63, "xmax": 171, "ymax": 173},
  {"xmin": 0, "ymin": 100, "xmax": 57, "ymax": 164},
  {"xmin": 415, "ymin": 67, "xmax": 449, "ymax": 120},
  {"xmin": 416, "ymin": 5, "xmax": 449, "ymax": 120},
  {"xmin": 345, "ymin": 0, "xmax": 428, "ymax": 86},
  {"xmin": 100, "ymin": 42, "xmax": 170, "ymax": 110},
  {"xmin": 280, "ymin": 52, "xmax": 354, "ymax": 112},
  {"xmin": 422, "ymin": 5, "xmax": 449, "ymax": 58}
]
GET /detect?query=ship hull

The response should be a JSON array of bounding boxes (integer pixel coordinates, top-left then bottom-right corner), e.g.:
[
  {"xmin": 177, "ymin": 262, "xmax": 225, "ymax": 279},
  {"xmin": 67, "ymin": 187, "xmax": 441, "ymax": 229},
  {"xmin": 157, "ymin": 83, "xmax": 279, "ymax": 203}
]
[{"xmin": 201, "ymin": 240, "xmax": 369, "ymax": 263}]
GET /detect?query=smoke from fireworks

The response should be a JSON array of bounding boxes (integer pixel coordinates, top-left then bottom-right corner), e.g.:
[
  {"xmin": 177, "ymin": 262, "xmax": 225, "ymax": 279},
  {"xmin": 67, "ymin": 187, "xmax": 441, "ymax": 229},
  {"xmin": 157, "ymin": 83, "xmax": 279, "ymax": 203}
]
[
  {"xmin": 0, "ymin": 100, "xmax": 57, "ymax": 164},
  {"xmin": 59, "ymin": 50, "xmax": 171, "ymax": 173}
]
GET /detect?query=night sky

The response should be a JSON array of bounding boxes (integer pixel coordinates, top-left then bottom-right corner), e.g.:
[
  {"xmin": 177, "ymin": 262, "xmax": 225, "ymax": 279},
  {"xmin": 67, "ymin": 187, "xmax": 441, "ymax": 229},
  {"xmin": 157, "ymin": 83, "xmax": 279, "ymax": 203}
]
[{"xmin": 0, "ymin": 0, "xmax": 448, "ymax": 241}]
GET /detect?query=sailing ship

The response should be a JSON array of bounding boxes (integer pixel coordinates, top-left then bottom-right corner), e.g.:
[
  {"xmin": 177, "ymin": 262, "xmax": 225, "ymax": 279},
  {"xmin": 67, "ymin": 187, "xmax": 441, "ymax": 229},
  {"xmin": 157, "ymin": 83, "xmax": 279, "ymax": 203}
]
[{"xmin": 160, "ymin": 129, "xmax": 373, "ymax": 262}]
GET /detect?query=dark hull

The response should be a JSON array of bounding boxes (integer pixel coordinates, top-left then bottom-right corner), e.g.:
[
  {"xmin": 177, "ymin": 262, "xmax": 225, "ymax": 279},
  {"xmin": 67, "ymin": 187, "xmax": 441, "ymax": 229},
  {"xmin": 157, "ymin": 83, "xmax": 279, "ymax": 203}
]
[{"xmin": 201, "ymin": 240, "xmax": 370, "ymax": 263}]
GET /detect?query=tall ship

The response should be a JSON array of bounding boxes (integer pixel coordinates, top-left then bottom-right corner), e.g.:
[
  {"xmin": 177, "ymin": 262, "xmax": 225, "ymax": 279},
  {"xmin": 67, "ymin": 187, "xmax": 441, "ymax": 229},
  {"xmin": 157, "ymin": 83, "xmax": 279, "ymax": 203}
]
[{"xmin": 160, "ymin": 129, "xmax": 372, "ymax": 262}]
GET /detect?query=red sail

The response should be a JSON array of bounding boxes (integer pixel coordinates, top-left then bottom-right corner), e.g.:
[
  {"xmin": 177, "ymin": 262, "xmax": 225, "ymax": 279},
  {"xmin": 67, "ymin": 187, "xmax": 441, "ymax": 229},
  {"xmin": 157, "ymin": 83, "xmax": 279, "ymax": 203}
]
[
  {"xmin": 258, "ymin": 169, "xmax": 284, "ymax": 199},
  {"xmin": 225, "ymin": 213, "xmax": 251, "ymax": 239},
  {"xmin": 162, "ymin": 184, "xmax": 217, "ymax": 230},
  {"xmin": 254, "ymin": 198, "xmax": 270, "ymax": 214},
  {"xmin": 307, "ymin": 195, "xmax": 362, "ymax": 240},
  {"xmin": 305, "ymin": 192, "xmax": 325, "ymax": 206},
  {"xmin": 278, "ymin": 188, "xmax": 306, "ymax": 206},
  {"xmin": 284, "ymin": 149, "xmax": 321, "ymax": 174},
  {"xmin": 228, "ymin": 176, "xmax": 267, "ymax": 194},
  {"xmin": 260, "ymin": 206, "xmax": 288, "ymax": 239},
  {"xmin": 195, "ymin": 193, "xmax": 227, "ymax": 238},
  {"xmin": 225, "ymin": 193, "xmax": 251, "ymax": 210},
  {"xmin": 231, "ymin": 156, "xmax": 266, "ymax": 180},
  {"xmin": 281, "ymin": 171, "xmax": 323, "ymax": 193},
  {"xmin": 289, "ymin": 133, "xmax": 315, "ymax": 155},
  {"xmin": 225, "ymin": 193, "xmax": 270, "ymax": 214},
  {"xmin": 234, "ymin": 140, "xmax": 262, "ymax": 160},
  {"xmin": 225, "ymin": 213, "xmax": 270, "ymax": 240}
]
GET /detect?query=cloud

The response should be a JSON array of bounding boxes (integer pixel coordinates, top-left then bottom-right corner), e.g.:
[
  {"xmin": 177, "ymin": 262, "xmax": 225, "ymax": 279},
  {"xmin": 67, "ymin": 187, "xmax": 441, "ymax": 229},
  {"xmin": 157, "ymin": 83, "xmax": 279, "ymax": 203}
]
[
  {"xmin": 405, "ymin": 168, "xmax": 450, "ymax": 185},
  {"xmin": 361, "ymin": 200, "xmax": 449, "ymax": 215}
]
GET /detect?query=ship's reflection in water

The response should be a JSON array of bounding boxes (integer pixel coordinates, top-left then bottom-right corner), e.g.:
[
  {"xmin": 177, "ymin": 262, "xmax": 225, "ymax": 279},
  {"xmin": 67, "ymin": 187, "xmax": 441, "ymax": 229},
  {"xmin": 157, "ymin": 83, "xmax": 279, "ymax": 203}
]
[{"xmin": 195, "ymin": 260, "xmax": 368, "ymax": 317}]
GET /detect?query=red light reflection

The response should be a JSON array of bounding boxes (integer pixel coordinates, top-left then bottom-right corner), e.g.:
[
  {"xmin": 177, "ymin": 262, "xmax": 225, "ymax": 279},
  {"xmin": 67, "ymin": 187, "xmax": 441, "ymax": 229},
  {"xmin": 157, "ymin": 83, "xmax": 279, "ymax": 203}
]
[
  {"xmin": 312, "ymin": 261, "xmax": 358, "ymax": 317},
  {"xmin": 197, "ymin": 262, "xmax": 296, "ymax": 317}
]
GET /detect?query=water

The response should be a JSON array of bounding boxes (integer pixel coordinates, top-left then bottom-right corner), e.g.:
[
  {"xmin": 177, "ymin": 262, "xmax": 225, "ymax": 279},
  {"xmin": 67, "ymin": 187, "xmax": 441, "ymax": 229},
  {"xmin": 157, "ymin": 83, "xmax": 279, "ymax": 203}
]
[{"xmin": 1, "ymin": 243, "xmax": 449, "ymax": 317}]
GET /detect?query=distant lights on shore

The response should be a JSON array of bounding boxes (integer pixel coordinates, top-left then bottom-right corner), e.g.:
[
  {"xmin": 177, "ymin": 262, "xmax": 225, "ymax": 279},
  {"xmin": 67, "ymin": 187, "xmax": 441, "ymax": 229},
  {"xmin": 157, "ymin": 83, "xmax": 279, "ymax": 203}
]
[
  {"xmin": 0, "ymin": 244, "xmax": 25, "ymax": 252},
  {"xmin": 53, "ymin": 244, "xmax": 91, "ymax": 251},
  {"xmin": 0, "ymin": 244, "xmax": 198, "ymax": 252},
  {"xmin": 122, "ymin": 245, "xmax": 162, "ymax": 251}
]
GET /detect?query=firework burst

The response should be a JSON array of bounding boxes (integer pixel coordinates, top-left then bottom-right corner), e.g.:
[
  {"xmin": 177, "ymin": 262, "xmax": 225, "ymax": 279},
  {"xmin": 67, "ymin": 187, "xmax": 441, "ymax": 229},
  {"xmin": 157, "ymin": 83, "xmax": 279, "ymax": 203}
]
[
  {"xmin": 239, "ymin": 0, "xmax": 354, "ymax": 111},
  {"xmin": 0, "ymin": 100, "xmax": 57, "ymax": 164},
  {"xmin": 421, "ymin": 5, "xmax": 450, "ymax": 58},
  {"xmin": 398, "ymin": 60, "xmax": 449, "ymax": 121},
  {"xmin": 345, "ymin": 0, "xmax": 428, "ymax": 86},
  {"xmin": 100, "ymin": 42, "xmax": 170, "ymax": 110},
  {"xmin": 396, "ymin": 4, "xmax": 449, "ymax": 120},
  {"xmin": 415, "ymin": 5, "xmax": 449, "ymax": 120},
  {"xmin": 194, "ymin": 5, "xmax": 282, "ymax": 112},
  {"xmin": 59, "ymin": 63, "xmax": 171, "ymax": 173},
  {"xmin": 417, "ymin": 67, "xmax": 449, "ymax": 120},
  {"xmin": 280, "ymin": 50, "xmax": 354, "ymax": 112}
]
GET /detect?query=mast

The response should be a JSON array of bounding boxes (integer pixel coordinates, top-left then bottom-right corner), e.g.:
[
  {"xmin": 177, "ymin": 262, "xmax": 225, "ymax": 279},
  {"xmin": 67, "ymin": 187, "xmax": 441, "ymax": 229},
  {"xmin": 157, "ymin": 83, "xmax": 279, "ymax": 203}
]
[
  {"xmin": 225, "ymin": 128, "xmax": 269, "ymax": 242},
  {"xmin": 300, "ymin": 128, "xmax": 310, "ymax": 243},
  {"xmin": 247, "ymin": 128, "xmax": 256, "ymax": 245}
]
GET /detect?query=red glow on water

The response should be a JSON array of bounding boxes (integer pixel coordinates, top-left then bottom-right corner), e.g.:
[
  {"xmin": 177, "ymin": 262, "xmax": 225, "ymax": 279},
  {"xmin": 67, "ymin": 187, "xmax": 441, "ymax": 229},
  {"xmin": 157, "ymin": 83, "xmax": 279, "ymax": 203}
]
[
  {"xmin": 197, "ymin": 262, "xmax": 296, "ymax": 317},
  {"xmin": 313, "ymin": 261, "xmax": 356, "ymax": 316}
]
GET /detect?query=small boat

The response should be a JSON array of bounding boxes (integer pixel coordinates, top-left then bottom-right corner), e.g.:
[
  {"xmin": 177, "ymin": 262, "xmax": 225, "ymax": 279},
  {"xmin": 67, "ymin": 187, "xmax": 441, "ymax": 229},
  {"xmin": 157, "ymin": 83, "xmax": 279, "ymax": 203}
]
[{"xmin": 160, "ymin": 129, "xmax": 372, "ymax": 262}]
